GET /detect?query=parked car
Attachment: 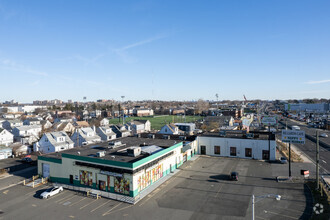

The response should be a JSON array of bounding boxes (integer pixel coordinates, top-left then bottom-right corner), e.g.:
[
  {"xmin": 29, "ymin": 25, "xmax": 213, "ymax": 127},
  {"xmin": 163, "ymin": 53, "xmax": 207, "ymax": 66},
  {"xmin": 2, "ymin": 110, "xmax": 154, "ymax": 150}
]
[
  {"xmin": 230, "ymin": 172, "xmax": 239, "ymax": 181},
  {"xmin": 319, "ymin": 133, "xmax": 328, "ymax": 138},
  {"xmin": 21, "ymin": 157, "xmax": 33, "ymax": 163},
  {"xmin": 280, "ymin": 157, "xmax": 288, "ymax": 164},
  {"xmin": 40, "ymin": 186, "xmax": 63, "ymax": 199}
]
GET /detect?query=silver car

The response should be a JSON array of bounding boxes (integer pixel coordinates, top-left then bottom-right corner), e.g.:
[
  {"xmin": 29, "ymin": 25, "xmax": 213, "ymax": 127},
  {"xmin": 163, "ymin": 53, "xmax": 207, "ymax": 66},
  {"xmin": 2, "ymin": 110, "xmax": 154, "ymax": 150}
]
[{"xmin": 40, "ymin": 186, "xmax": 63, "ymax": 199}]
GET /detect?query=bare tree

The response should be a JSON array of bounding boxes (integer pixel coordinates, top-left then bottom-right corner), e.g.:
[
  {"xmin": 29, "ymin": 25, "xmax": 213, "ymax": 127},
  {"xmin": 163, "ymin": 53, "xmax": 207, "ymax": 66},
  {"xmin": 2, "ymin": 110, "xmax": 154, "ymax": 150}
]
[{"xmin": 196, "ymin": 99, "xmax": 209, "ymax": 114}]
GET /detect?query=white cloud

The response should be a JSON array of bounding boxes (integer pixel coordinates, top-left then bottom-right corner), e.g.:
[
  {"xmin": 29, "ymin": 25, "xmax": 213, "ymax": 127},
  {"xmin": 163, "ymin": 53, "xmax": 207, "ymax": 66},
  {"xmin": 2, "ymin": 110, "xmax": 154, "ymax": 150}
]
[
  {"xmin": 305, "ymin": 79, "xmax": 330, "ymax": 84},
  {"xmin": 0, "ymin": 59, "xmax": 48, "ymax": 76}
]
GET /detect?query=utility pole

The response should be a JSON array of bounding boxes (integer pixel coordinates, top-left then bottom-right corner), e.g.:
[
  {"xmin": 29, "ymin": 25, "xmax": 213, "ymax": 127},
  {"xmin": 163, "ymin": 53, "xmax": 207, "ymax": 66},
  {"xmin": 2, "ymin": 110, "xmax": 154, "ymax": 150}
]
[
  {"xmin": 268, "ymin": 125, "xmax": 271, "ymax": 161},
  {"xmin": 316, "ymin": 130, "xmax": 320, "ymax": 190},
  {"xmin": 289, "ymin": 142, "xmax": 291, "ymax": 177},
  {"xmin": 252, "ymin": 195, "xmax": 255, "ymax": 220},
  {"xmin": 121, "ymin": 96, "xmax": 125, "ymax": 125}
]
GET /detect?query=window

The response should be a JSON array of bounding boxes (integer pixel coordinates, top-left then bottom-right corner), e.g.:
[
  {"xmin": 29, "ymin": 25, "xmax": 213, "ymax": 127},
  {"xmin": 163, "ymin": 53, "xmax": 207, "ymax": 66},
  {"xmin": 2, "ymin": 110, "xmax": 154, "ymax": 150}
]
[
  {"xmin": 165, "ymin": 128, "xmax": 167, "ymax": 132},
  {"xmin": 245, "ymin": 148, "xmax": 252, "ymax": 157},
  {"xmin": 214, "ymin": 146, "xmax": 220, "ymax": 155},
  {"xmin": 230, "ymin": 147, "xmax": 237, "ymax": 156}
]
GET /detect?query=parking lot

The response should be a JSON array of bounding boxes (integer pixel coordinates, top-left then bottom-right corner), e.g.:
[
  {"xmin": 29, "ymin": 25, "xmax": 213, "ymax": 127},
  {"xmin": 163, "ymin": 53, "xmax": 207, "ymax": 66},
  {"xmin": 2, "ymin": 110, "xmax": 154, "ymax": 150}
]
[{"xmin": 0, "ymin": 156, "xmax": 313, "ymax": 219}]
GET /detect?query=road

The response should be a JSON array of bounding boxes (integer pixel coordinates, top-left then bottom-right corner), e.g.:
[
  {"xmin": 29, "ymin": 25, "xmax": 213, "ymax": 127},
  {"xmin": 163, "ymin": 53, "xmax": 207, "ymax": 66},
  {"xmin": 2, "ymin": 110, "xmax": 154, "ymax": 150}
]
[{"xmin": 278, "ymin": 118, "xmax": 330, "ymax": 175}]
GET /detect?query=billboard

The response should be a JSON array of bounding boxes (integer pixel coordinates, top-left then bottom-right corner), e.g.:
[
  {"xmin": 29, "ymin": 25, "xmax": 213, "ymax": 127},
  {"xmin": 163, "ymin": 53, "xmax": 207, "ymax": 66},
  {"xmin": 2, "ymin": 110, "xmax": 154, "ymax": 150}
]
[
  {"xmin": 282, "ymin": 130, "xmax": 305, "ymax": 144},
  {"xmin": 261, "ymin": 115, "xmax": 277, "ymax": 126}
]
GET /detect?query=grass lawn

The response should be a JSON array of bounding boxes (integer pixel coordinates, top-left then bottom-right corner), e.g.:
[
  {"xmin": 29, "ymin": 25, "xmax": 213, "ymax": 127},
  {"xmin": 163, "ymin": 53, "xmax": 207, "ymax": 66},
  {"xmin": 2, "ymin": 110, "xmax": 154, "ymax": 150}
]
[{"xmin": 108, "ymin": 115, "xmax": 204, "ymax": 130}]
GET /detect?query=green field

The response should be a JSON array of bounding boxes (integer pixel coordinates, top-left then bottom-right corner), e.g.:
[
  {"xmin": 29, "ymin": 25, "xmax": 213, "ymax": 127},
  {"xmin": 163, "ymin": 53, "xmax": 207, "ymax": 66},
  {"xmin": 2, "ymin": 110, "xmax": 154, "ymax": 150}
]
[{"xmin": 109, "ymin": 115, "xmax": 204, "ymax": 130}]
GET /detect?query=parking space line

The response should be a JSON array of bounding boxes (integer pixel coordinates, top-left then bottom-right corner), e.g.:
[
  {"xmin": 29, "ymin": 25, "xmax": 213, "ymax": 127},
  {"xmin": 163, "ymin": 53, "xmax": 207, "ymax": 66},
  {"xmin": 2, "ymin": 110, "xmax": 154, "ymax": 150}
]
[
  {"xmin": 265, "ymin": 210, "xmax": 297, "ymax": 219},
  {"xmin": 90, "ymin": 200, "xmax": 111, "ymax": 212},
  {"xmin": 25, "ymin": 185, "xmax": 49, "ymax": 196},
  {"xmin": 79, "ymin": 199, "xmax": 98, "ymax": 210},
  {"xmin": 106, "ymin": 204, "xmax": 133, "ymax": 215},
  {"xmin": 59, "ymin": 195, "xmax": 77, "ymax": 204},
  {"xmin": 69, "ymin": 197, "xmax": 86, "ymax": 206},
  {"xmin": 138, "ymin": 188, "xmax": 162, "ymax": 207},
  {"xmin": 102, "ymin": 202, "xmax": 122, "ymax": 216},
  {"xmin": 56, "ymin": 194, "xmax": 74, "ymax": 203},
  {"xmin": 256, "ymin": 216, "xmax": 267, "ymax": 220}
]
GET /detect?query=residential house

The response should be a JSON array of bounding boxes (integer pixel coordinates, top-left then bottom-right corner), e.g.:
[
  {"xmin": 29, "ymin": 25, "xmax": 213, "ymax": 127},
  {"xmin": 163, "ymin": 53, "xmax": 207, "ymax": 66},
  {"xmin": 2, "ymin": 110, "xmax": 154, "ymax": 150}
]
[
  {"xmin": 53, "ymin": 117, "xmax": 73, "ymax": 123},
  {"xmin": 0, "ymin": 128, "xmax": 14, "ymax": 146},
  {"xmin": 40, "ymin": 120, "xmax": 53, "ymax": 130},
  {"xmin": 23, "ymin": 118, "xmax": 41, "ymax": 126},
  {"xmin": 127, "ymin": 120, "xmax": 151, "ymax": 134},
  {"xmin": 34, "ymin": 131, "xmax": 74, "ymax": 154},
  {"xmin": 174, "ymin": 123, "xmax": 196, "ymax": 135},
  {"xmin": 12, "ymin": 125, "xmax": 42, "ymax": 145},
  {"xmin": 0, "ymin": 146, "xmax": 12, "ymax": 160},
  {"xmin": 96, "ymin": 126, "xmax": 117, "ymax": 141},
  {"xmin": 2, "ymin": 119, "xmax": 23, "ymax": 131},
  {"xmin": 71, "ymin": 127, "xmax": 102, "ymax": 147},
  {"xmin": 51, "ymin": 122, "xmax": 75, "ymax": 135},
  {"xmin": 110, "ymin": 125, "xmax": 131, "ymax": 138},
  {"xmin": 10, "ymin": 143, "xmax": 30, "ymax": 157},
  {"xmin": 133, "ymin": 108, "xmax": 154, "ymax": 117},
  {"xmin": 158, "ymin": 124, "xmax": 183, "ymax": 135},
  {"xmin": 73, "ymin": 121, "xmax": 90, "ymax": 128},
  {"xmin": 100, "ymin": 118, "xmax": 110, "ymax": 126}
]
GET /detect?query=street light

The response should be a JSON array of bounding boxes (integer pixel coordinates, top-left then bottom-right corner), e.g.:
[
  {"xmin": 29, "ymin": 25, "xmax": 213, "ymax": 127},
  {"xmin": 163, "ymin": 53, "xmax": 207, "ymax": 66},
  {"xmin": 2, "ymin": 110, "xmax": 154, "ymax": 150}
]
[{"xmin": 252, "ymin": 194, "xmax": 281, "ymax": 220}]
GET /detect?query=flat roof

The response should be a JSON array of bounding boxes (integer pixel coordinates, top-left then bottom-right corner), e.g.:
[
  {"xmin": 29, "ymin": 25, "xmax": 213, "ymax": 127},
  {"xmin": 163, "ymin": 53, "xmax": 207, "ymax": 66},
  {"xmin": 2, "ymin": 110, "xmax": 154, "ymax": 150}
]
[
  {"xmin": 201, "ymin": 131, "xmax": 275, "ymax": 140},
  {"xmin": 42, "ymin": 137, "xmax": 180, "ymax": 163}
]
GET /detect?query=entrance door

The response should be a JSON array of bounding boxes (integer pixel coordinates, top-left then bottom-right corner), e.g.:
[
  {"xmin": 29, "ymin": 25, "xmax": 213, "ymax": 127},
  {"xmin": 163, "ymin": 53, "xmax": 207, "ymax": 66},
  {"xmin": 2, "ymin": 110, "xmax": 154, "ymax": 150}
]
[
  {"xmin": 262, "ymin": 150, "xmax": 270, "ymax": 160},
  {"xmin": 201, "ymin": 146, "xmax": 206, "ymax": 155},
  {"xmin": 42, "ymin": 163, "xmax": 50, "ymax": 178},
  {"xmin": 70, "ymin": 175, "xmax": 73, "ymax": 184}
]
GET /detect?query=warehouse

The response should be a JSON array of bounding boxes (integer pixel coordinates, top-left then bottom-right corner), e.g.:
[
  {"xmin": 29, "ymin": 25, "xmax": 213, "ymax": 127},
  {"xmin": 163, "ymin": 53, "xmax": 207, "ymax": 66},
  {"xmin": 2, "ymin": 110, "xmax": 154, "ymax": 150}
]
[
  {"xmin": 37, "ymin": 136, "xmax": 197, "ymax": 203},
  {"xmin": 197, "ymin": 131, "xmax": 276, "ymax": 160}
]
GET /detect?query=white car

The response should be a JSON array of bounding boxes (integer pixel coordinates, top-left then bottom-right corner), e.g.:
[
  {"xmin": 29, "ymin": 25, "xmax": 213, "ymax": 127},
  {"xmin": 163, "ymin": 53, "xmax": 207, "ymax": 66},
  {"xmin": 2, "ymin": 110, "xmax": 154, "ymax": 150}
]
[
  {"xmin": 40, "ymin": 186, "xmax": 63, "ymax": 199},
  {"xmin": 319, "ymin": 133, "xmax": 328, "ymax": 138}
]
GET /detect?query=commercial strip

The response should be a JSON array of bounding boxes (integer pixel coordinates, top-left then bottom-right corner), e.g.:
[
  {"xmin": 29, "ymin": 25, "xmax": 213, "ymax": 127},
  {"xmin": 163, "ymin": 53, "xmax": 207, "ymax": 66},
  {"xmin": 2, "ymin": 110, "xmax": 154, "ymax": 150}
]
[{"xmin": 37, "ymin": 137, "xmax": 197, "ymax": 203}]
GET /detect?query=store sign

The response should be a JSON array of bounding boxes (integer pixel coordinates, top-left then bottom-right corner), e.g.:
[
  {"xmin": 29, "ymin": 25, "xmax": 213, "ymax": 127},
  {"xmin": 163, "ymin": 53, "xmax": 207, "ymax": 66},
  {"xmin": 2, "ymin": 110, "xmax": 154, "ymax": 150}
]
[
  {"xmin": 282, "ymin": 130, "xmax": 305, "ymax": 144},
  {"xmin": 100, "ymin": 170, "xmax": 123, "ymax": 177},
  {"xmin": 261, "ymin": 116, "xmax": 277, "ymax": 126}
]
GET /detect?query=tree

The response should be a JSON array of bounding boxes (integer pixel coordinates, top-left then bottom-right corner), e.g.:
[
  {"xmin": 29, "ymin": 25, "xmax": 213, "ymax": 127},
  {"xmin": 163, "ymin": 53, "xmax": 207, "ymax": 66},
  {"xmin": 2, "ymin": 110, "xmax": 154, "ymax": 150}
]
[{"xmin": 196, "ymin": 99, "xmax": 209, "ymax": 115}]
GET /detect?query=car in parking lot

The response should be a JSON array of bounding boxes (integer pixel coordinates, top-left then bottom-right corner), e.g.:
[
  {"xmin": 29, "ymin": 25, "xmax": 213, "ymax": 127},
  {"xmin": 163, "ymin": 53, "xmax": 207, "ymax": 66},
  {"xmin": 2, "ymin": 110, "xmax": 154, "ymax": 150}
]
[
  {"xmin": 280, "ymin": 157, "xmax": 288, "ymax": 164},
  {"xmin": 40, "ymin": 186, "xmax": 63, "ymax": 199},
  {"xmin": 319, "ymin": 133, "xmax": 328, "ymax": 138},
  {"xmin": 230, "ymin": 172, "xmax": 239, "ymax": 181}
]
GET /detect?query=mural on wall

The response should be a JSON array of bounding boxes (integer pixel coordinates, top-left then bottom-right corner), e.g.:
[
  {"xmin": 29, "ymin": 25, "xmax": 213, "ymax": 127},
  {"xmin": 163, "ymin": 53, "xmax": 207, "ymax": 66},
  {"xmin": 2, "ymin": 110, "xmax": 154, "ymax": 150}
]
[
  {"xmin": 138, "ymin": 164, "xmax": 163, "ymax": 192},
  {"xmin": 114, "ymin": 176, "xmax": 130, "ymax": 195},
  {"xmin": 99, "ymin": 180, "xmax": 106, "ymax": 191},
  {"xmin": 80, "ymin": 170, "xmax": 93, "ymax": 186}
]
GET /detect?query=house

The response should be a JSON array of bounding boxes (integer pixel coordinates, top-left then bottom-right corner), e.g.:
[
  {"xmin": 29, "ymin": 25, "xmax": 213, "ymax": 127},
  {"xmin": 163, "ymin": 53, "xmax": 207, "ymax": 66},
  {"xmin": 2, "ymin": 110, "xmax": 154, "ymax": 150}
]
[
  {"xmin": 40, "ymin": 120, "xmax": 53, "ymax": 130},
  {"xmin": 133, "ymin": 108, "xmax": 154, "ymax": 117},
  {"xmin": 100, "ymin": 118, "xmax": 110, "ymax": 126},
  {"xmin": 53, "ymin": 117, "xmax": 73, "ymax": 123},
  {"xmin": 73, "ymin": 121, "xmax": 90, "ymax": 128},
  {"xmin": 2, "ymin": 119, "xmax": 23, "ymax": 131},
  {"xmin": 158, "ymin": 124, "xmax": 183, "ymax": 135},
  {"xmin": 174, "ymin": 123, "xmax": 196, "ymax": 135},
  {"xmin": 96, "ymin": 126, "xmax": 117, "ymax": 141},
  {"xmin": 10, "ymin": 143, "xmax": 30, "ymax": 157},
  {"xmin": 34, "ymin": 131, "xmax": 74, "ymax": 154},
  {"xmin": 0, "ymin": 128, "xmax": 14, "ymax": 146},
  {"xmin": 110, "ymin": 125, "xmax": 131, "ymax": 138},
  {"xmin": 23, "ymin": 118, "xmax": 41, "ymax": 126},
  {"xmin": 127, "ymin": 120, "xmax": 151, "ymax": 134},
  {"xmin": 71, "ymin": 127, "xmax": 102, "ymax": 147},
  {"xmin": 0, "ymin": 146, "xmax": 12, "ymax": 160},
  {"xmin": 51, "ymin": 122, "xmax": 75, "ymax": 135},
  {"xmin": 12, "ymin": 125, "xmax": 42, "ymax": 145}
]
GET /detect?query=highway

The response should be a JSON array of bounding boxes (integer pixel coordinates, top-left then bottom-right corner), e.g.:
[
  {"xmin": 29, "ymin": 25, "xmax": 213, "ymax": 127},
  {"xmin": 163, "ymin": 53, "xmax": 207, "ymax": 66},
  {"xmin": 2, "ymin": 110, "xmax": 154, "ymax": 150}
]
[{"xmin": 278, "ymin": 118, "xmax": 330, "ymax": 175}]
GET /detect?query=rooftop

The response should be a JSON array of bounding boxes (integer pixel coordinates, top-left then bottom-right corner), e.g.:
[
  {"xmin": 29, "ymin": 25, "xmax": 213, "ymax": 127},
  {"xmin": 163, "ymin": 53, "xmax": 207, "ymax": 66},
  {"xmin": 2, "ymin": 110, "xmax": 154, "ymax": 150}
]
[
  {"xmin": 201, "ymin": 131, "xmax": 275, "ymax": 140},
  {"xmin": 43, "ymin": 136, "xmax": 180, "ymax": 163}
]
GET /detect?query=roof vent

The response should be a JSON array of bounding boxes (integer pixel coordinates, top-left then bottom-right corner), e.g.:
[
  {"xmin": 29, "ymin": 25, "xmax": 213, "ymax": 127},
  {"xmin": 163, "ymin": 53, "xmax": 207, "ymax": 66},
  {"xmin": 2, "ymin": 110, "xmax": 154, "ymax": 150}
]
[
  {"xmin": 127, "ymin": 147, "xmax": 141, "ymax": 157},
  {"xmin": 96, "ymin": 151, "xmax": 105, "ymax": 157}
]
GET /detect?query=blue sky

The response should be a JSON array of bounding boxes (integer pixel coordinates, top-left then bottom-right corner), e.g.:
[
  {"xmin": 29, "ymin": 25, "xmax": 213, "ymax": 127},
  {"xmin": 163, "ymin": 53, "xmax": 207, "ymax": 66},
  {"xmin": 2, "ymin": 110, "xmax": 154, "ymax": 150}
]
[{"xmin": 1, "ymin": 0, "xmax": 330, "ymax": 103}]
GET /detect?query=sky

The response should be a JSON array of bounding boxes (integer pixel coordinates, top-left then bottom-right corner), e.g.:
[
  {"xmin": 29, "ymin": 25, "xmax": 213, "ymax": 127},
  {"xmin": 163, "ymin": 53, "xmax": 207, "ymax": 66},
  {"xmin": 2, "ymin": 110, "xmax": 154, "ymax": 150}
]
[{"xmin": 1, "ymin": 0, "xmax": 330, "ymax": 103}]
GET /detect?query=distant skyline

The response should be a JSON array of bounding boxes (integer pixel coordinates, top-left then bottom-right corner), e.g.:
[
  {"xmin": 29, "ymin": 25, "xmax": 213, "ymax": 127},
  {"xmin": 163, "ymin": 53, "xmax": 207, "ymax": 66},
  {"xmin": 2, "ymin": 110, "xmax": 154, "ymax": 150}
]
[{"xmin": 1, "ymin": 0, "xmax": 330, "ymax": 103}]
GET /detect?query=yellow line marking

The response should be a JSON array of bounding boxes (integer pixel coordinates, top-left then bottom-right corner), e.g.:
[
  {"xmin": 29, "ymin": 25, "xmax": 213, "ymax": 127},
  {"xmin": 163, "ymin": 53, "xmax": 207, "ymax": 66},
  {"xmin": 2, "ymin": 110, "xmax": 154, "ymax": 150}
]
[
  {"xmin": 59, "ymin": 195, "xmax": 77, "ymax": 204},
  {"xmin": 70, "ymin": 197, "xmax": 86, "ymax": 207},
  {"xmin": 102, "ymin": 202, "xmax": 122, "ymax": 216},
  {"xmin": 32, "ymin": 204, "xmax": 37, "ymax": 207},
  {"xmin": 3, "ymin": 190, "xmax": 9, "ymax": 194},
  {"xmin": 79, "ymin": 199, "xmax": 98, "ymax": 210},
  {"xmin": 265, "ymin": 210, "xmax": 297, "ymax": 219},
  {"xmin": 69, "ymin": 216, "xmax": 75, "ymax": 218},
  {"xmin": 56, "ymin": 194, "xmax": 73, "ymax": 203},
  {"xmin": 90, "ymin": 200, "xmax": 111, "ymax": 213}
]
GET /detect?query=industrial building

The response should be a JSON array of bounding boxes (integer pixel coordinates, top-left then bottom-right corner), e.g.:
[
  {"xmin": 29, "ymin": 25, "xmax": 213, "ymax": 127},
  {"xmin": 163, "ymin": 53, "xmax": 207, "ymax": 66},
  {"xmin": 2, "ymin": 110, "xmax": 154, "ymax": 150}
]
[
  {"xmin": 38, "ymin": 137, "xmax": 197, "ymax": 203},
  {"xmin": 197, "ymin": 131, "xmax": 276, "ymax": 160}
]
